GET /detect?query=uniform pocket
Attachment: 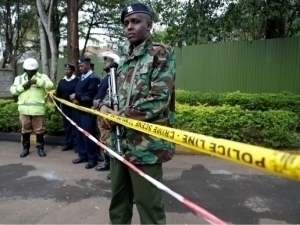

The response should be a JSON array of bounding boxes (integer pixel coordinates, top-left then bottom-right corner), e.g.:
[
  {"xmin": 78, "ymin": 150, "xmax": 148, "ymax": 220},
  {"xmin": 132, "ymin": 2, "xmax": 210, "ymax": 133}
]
[{"xmin": 133, "ymin": 65, "xmax": 151, "ymax": 96}]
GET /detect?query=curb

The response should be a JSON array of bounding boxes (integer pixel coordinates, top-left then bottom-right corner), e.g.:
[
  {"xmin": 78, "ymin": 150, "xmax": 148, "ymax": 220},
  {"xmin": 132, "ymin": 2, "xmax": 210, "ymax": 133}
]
[
  {"xmin": 0, "ymin": 132, "xmax": 206, "ymax": 155},
  {"xmin": 1, "ymin": 132, "xmax": 299, "ymax": 155},
  {"xmin": 0, "ymin": 132, "xmax": 65, "ymax": 146}
]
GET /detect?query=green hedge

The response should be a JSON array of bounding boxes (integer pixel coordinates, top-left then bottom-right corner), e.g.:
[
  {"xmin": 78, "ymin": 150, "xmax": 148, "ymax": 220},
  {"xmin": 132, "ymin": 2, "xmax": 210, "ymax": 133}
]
[
  {"xmin": 176, "ymin": 104, "xmax": 299, "ymax": 149},
  {"xmin": 176, "ymin": 90, "xmax": 300, "ymax": 120},
  {"xmin": 0, "ymin": 99, "xmax": 299, "ymax": 149},
  {"xmin": 0, "ymin": 99, "xmax": 64, "ymax": 136}
]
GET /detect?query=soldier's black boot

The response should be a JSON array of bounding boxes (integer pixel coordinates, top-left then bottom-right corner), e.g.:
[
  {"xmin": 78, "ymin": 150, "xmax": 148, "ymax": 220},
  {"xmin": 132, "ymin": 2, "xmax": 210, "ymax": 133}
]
[
  {"xmin": 36, "ymin": 134, "xmax": 46, "ymax": 157},
  {"xmin": 20, "ymin": 133, "xmax": 30, "ymax": 158},
  {"xmin": 95, "ymin": 152, "xmax": 110, "ymax": 171}
]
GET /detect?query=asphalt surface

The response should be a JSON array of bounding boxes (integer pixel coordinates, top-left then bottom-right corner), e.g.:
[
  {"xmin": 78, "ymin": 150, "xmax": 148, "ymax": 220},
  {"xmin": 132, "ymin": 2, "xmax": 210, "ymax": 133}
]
[{"xmin": 0, "ymin": 141, "xmax": 299, "ymax": 224}]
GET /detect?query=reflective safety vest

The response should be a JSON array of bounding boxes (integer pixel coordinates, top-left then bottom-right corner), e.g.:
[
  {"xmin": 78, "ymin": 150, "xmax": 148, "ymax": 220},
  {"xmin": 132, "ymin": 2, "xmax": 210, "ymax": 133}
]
[{"xmin": 10, "ymin": 72, "xmax": 54, "ymax": 115}]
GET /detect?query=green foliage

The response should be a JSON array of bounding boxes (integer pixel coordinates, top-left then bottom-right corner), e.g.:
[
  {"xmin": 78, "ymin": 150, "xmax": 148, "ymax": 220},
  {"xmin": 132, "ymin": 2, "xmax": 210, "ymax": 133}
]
[
  {"xmin": 176, "ymin": 90, "xmax": 300, "ymax": 120},
  {"xmin": 157, "ymin": 0, "xmax": 300, "ymax": 46},
  {"xmin": 0, "ymin": 100, "xmax": 20, "ymax": 132},
  {"xmin": 0, "ymin": 96, "xmax": 299, "ymax": 149},
  {"xmin": 0, "ymin": 100, "xmax": 64, "ymax": 136},
  {"xmin": 175, "ymin": 103, "xmax": 299, "ymax": 149}
]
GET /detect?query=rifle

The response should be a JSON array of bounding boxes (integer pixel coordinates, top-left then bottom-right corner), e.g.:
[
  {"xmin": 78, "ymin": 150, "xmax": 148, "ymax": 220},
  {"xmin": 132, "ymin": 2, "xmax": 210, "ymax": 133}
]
[{"xmin": 108, "ymin": 67, "xmax": 123, "ymax": 155}]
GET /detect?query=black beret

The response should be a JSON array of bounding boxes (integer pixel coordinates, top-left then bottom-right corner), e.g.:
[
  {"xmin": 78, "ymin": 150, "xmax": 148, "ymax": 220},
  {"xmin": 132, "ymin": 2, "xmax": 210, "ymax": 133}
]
[
  {"xmin": 121, "ymin": 2, "xmax": 152, "ymax": 24},
  {"xmin": 64, "ymin": 63, "xmax": 75, "ymax": 70},
  {"xmin": 78, "ymin": 57, "xmax": 91, "ymax": 64}
]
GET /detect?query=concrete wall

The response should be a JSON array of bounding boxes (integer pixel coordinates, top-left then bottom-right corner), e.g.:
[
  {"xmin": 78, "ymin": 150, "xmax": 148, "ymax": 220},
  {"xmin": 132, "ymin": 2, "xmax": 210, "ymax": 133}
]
[{"xmin": 0, "ymin": 69, "xmax": 13, "ymax": 98}]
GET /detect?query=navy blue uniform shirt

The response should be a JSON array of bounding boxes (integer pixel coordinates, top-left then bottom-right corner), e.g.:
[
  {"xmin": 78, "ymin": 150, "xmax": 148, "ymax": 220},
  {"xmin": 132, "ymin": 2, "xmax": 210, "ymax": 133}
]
[
  {"xmin": 94, "ymin": 73, "xmax": 110, "ymax": 101},
  {"xmin": 75, "ymin": 71, "xmax": 100, "ymax": 108},
  {"xmin": 56, "ymin": 75, "xmax": 80, "ymax": 101}
]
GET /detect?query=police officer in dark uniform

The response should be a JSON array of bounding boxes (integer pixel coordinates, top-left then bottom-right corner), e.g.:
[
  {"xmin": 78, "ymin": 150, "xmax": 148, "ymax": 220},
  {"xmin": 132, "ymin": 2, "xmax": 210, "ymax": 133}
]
[
  {"xmin": 56, "ymin": 63, "xmax": 79, "ymax": 152},
  {"xmin": 70, "ymin": 57, "xmax": 100, "ymax": 169},
  {"xmin": 93, "ymin": 51, "xmax": 120, "ymax": 176}
]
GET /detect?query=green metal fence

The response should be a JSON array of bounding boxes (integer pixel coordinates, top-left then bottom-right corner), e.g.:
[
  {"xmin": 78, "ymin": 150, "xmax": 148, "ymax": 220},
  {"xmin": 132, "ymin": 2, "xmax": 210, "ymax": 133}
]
[
  {"xmin": 16, "ymin": 37, "xmax": 300, "ymax": 93},
  {"xmin": 175, "ymin": 37, "xmax": 300, "ymax": 94}
]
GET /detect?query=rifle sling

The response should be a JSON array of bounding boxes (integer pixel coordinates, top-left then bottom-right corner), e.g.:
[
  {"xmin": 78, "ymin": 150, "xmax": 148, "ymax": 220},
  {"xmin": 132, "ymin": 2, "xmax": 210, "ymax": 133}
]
[{"xmin": 125, "ymin": 59, "xmax": 141, "ymax": 107}]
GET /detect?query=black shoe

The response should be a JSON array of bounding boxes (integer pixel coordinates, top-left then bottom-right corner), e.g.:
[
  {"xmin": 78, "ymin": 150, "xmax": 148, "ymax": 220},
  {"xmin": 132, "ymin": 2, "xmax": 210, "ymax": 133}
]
[
  {"xmin": 61, "ymin": 146, "xmax": 73, "ymax": 151},
  {"xmin": 97, "ymin": 154, "xmax": 104, "ymax": 162},
  {"xmin": 38, "ymin": 148, "xmax": 46, "ymax": 157},
  {"xmin": 74, "ymin": 148, "xmax": 78, "ymax": 153},
  {"xmin": 85, "ymin": 162, "xmax": 97, "ymax": 169},
  {"xmin": 20, "ymin": 149, "xmax": 29, "ymax": 158},
  {"xmin": 36, "ymin": 134, "xmax": 46, "ymax": 157},
  {"xmin": 107, "ymin": 173, "xmax": 111, "ymax": 180},
  {"xmin": 95, "ymin": 163, "xmax": 110, "ymax": 171},
  {"xmin": 72, "ymin": 158, "xmax": 88, "ymax": 164},
  {"xmin": 133, "ymin": 199, "xmax": 136, "ymax": 204},
  {"xmin": 20, "ymin": 133, "xmax": 30, "ymax": 158}
]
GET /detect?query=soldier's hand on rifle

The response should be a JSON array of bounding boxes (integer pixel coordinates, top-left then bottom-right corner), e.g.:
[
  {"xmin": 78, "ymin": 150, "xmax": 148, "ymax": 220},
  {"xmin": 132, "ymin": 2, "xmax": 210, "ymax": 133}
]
[
  {"xmin": 99, "ymin": 105, "xmax": 116, "ymax": 129},
  {"xmin": 108, "ymin": 110, "xmax": 120, "ymax": 127}
]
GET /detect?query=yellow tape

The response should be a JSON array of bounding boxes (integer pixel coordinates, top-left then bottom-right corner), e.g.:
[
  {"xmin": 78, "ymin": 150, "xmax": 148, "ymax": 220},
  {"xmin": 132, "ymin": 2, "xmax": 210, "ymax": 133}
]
[{"xmin": 48, "ymin": 91, "xmax": 300, "ymax": 181}]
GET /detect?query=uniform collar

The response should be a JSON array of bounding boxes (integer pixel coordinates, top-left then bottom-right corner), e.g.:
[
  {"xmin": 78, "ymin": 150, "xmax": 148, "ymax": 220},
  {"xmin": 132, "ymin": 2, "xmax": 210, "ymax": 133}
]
[
  {"xmin": 81, "ymin": 70, "xmax": 93, "ymax": 80},
  {"xmin": 63, "ymin": 74, "xmax": 76, "ymax": 81},
  {"xmin": 122, "ymin": 38, "xmax": 153, "ymax": 59}
]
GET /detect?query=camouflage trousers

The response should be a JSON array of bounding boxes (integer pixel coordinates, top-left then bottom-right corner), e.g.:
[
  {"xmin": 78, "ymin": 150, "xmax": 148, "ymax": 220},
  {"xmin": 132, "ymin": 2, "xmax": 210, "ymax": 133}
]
[{"xmin": 109, "ymin": 159, "xmax": 166, "ymax": 224}]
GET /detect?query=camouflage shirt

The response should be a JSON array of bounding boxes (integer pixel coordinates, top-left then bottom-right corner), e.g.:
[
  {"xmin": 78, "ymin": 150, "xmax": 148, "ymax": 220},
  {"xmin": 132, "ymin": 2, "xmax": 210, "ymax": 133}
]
[{"xmin": 101, "ymin": 38, "xmax": 176, "ymax": 165}]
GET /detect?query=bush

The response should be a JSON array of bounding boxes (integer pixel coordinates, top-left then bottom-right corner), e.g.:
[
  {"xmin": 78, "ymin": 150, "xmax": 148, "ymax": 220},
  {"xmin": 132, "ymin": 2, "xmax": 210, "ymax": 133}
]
[
  {"xmin": 0, "ymin": 99, "xmax": 299, "ymax": 149},
  {"xmin": 176, "ymin": 90, "xmax": 300, "ymax": 121},
  {"xmin": 175, "ymin": 103, "xmax": 300, "ymax": 149},
  {"xmin": 0, "ymin": 99, "xmax": 64, "ymax": 136}
]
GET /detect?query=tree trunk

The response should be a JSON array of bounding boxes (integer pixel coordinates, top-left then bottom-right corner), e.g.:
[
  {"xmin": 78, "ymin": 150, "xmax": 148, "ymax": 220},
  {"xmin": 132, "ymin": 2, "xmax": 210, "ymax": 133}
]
[
  {"xmin": 265, "ymin": 0, "xmax": 286, "ymax": 39},
  {"xmin": 81, "ymin": 15, "xmax": 94, "ymax": 57},
  {"xmin": 11, "ymin": 58, "xmax": 18, "ymax": 78},
  {"xmin": 36, "ymin": 0, "xmax": 58, "ymax": 84},
  {"xmin": 67, "ymin": 0, "xmax": 79, "ymax": 72},
  {"xmin": 38, "ymin": 17, "xmax": 50, "ymax": 76},
  {"xmin": 5, "ymin": 1, "xmax": 13, "ymax": 69}
]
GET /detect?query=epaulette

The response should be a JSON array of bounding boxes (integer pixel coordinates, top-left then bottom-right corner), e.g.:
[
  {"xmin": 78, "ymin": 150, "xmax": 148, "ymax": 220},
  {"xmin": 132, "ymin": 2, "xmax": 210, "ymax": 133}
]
[
  {"xmin": 151, "ymin": 42, "xmax": 173, "ymax": 56},
  {"xmin": 152, "ymin": 42, "xmax": 170, "ymax": 49}
]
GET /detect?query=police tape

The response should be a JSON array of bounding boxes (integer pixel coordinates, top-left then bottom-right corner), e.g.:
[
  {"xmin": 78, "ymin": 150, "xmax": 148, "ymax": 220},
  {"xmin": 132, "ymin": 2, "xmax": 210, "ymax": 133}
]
[
  {"xmin": 50, "ymin": 95, "xmax": 227, "ymax": 225},
  {"xmin": 48, "ymin": 91, "xmax": 300, "ymax": 182}
]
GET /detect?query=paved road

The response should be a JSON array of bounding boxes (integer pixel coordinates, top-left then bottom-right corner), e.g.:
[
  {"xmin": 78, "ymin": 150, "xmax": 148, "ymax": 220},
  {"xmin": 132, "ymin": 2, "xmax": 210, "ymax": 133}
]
[{"xmin": 0, "ymin": 141, "xmax": 299, "ymax": 224}]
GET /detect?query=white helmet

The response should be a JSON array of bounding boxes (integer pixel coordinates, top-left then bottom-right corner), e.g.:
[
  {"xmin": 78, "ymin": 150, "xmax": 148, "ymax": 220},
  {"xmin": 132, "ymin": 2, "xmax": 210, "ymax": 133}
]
[
  {"xmin": 98, "ymin": 51, "xmax": 120, "ymax": 65},
  {"xmin": 23, "ymin": 58, "xmax": 39, "ymax": 70}
]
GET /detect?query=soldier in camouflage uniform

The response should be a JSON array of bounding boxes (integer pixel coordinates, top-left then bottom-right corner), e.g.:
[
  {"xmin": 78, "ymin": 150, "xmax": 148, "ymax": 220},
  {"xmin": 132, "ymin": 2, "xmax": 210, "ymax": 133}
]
[{"xmin": 98, "ymin": 2, "xmax": 176, "ymax": 224}]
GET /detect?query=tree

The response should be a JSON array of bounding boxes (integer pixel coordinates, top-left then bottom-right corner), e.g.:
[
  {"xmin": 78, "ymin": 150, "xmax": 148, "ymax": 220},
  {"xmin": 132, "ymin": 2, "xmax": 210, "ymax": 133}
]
[
  {"xmin": 159, "ymin": 0, "xmax": 225, "ymax": 46},
  {"xmin": 79, "ymin": 0, "xmax": 130, "ymax": 54},
  {"xmin": 0, "ymin": 0, "xmax": 37, "ymax": 77},
  {"xmin": 36, "ymin": 0, "xmax": 59, "ymax": 83},
  {"xmin": 66, "ymin": 0, "xmax": 86, "ymax": 72},
  {"xmin": 66, "ymin": 0, "xmax": 79, "ymax": 70},
  {"xmin": 218, "ymin": 0, "xmax": 300, "ymax": 41}
]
